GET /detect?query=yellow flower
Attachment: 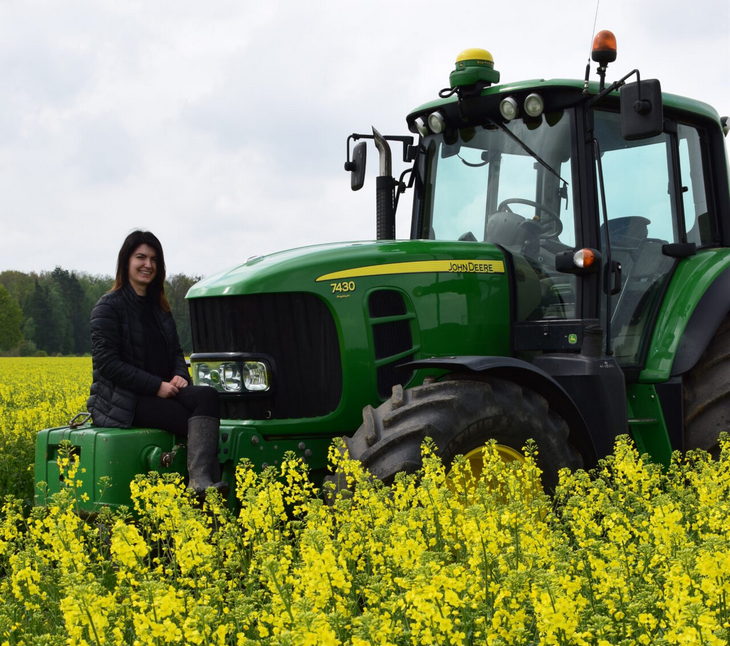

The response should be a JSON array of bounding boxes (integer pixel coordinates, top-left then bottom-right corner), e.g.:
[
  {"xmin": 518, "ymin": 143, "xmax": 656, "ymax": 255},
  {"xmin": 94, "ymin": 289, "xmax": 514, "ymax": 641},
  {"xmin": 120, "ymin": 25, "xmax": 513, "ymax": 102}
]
[{"xmin": 110, "ymin": 520, "xmax": 149, "ymax": 570}]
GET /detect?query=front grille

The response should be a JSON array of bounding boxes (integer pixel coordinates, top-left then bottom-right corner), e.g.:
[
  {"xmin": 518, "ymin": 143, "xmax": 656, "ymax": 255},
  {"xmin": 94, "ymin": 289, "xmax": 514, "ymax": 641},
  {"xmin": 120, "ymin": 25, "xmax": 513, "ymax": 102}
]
[{"xmin": 189, "ymin": 293, "xmax": 341, "ymax": 419}]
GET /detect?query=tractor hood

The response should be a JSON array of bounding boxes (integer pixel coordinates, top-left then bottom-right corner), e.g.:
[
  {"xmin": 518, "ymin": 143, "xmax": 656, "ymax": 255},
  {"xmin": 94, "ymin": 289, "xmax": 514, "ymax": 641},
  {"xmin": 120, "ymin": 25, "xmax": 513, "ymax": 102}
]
[{"xmin": 186, "ymin": 239, "xmax": 509, "ymax": 299}]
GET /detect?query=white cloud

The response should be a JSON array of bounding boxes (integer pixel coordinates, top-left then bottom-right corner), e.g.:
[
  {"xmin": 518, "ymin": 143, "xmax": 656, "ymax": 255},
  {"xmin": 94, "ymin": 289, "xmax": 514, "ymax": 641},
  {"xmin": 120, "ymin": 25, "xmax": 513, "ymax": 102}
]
[{"xmin": 0, "ymin": 0, "xmax": 727, "ymax": 277}]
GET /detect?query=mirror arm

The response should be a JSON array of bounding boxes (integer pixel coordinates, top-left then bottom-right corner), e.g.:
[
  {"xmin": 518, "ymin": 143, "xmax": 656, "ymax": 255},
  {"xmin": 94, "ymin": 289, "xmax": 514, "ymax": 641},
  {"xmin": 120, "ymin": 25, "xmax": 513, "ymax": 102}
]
[
  {"xmin": 587, "ymin": 68, "xmax": 639, "ymax": 107},
  {"xmin": 344, "ymin": 133, "xmax": 361, "ymax": 168}
]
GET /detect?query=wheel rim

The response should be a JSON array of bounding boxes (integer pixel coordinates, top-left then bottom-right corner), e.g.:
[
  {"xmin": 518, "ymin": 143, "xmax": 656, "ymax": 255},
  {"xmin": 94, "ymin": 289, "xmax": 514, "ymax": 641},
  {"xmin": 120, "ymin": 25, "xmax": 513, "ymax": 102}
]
[
  {"xmin": 461, "ymin": 443, "xmax": 525, "ymax": 481},
  {"xmin": 447, "ymin": 442, "xmax": 546, "ymax": 517},
  {"xmin": 447, "ymin": 443, "xmax": 528, "ymax": 495}
]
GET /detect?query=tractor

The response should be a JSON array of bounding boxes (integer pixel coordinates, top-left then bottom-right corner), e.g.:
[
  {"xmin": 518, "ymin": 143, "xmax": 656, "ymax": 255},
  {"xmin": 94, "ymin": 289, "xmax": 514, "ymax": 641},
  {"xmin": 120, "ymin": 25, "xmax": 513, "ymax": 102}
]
[{"xmin": 35, "ymin": 31, "xmax": 730, "ymax": 510}]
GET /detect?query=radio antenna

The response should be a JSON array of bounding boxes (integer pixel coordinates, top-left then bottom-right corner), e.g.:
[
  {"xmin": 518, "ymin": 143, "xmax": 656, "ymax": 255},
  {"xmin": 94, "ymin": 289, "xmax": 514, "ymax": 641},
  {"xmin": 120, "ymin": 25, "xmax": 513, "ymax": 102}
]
[{"xmin": 583, "ymin": 0, "xmax": 602, "ymax": 91}]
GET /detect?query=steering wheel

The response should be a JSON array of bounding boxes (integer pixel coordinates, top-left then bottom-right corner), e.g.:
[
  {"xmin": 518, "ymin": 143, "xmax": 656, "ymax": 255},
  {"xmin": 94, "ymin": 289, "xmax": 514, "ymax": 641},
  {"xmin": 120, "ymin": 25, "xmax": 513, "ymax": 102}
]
[{"xmin": 498, "ymin": 198, "xmax": 563, "ymax": 237}]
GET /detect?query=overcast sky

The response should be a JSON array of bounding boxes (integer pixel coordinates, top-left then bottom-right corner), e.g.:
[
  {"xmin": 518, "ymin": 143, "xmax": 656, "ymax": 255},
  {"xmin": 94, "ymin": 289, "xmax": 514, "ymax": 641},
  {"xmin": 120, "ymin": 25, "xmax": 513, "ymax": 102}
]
[{"xmin": 1, "ymin": 0, "xmax": 728, "ymax": 278}]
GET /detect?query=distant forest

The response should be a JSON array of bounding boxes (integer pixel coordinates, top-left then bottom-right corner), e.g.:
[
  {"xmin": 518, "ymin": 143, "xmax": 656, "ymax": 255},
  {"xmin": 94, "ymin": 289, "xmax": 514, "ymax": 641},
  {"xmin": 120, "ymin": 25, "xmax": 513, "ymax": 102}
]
[{"xmin": 0, "ymin": 269, "xmax": 199, "ymax": 356}]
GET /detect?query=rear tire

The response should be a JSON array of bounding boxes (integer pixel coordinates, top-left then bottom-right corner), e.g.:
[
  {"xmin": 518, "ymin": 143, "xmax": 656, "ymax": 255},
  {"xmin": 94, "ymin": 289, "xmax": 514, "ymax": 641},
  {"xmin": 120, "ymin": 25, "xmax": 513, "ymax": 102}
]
[
  {"xmin": 344, "ymin": 377, "xmax": 583, "ymax": 490},
  {"xmin": 683, "ymin": 315, "xmax": 730, "ymax": 455}
]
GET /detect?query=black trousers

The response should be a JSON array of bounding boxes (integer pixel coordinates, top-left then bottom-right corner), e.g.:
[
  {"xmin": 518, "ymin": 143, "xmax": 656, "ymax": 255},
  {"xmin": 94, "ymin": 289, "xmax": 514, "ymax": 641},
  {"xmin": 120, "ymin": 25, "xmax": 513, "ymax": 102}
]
[{"xmin": 133, "ymin": 385, "xmax": 219, "ymax": 438}]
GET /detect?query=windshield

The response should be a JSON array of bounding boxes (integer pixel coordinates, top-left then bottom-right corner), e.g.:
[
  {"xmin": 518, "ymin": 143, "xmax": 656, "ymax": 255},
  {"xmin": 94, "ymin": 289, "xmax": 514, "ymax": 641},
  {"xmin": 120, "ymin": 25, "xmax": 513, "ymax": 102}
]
[
  {"xmin": 421, "ymin": 112, "xmax": 576, "ymax": 248},
  {"xmin": 419, "ymin": 111, "xmax": 578, "ymax": 321}
]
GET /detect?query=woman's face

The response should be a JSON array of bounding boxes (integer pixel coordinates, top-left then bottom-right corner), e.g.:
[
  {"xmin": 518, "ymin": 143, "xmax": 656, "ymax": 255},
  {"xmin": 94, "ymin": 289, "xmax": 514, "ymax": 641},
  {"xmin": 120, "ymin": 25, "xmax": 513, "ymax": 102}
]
[{"xmin": 128, "ymin": 243, "xmax": 158, "ymax": 295}]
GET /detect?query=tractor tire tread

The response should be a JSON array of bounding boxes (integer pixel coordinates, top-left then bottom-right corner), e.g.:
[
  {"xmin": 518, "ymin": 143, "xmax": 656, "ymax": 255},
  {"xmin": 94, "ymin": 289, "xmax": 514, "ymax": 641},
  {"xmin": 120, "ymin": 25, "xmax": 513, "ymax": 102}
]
[{"xmin": 344, "ymin": 377, "xmax": 582, "ymax": 488}]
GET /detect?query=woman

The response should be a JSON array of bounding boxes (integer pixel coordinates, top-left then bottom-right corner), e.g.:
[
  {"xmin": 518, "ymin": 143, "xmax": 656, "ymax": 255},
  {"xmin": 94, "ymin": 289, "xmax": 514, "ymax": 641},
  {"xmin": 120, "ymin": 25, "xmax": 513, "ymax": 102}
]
[{"xmin": 87, "ymin": 230, "xmax": 225, "ymax": 495}]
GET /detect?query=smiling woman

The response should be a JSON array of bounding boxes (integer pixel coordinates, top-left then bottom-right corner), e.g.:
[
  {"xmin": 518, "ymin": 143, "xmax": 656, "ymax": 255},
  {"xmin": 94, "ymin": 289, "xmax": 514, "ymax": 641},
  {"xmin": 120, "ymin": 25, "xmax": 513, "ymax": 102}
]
[
  {"xmin": 87, "ymin": 230, "xmax": 226, "ymax": 495},
  {"xmin": 127, "ymin": 243, "xmax": 158, "ymax": 295}
]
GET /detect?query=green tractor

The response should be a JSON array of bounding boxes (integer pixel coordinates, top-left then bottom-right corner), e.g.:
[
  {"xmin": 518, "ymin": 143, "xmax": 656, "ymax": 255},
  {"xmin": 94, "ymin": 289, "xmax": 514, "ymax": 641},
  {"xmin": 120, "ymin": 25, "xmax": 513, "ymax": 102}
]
[{"xmin": 35, "ymin": 31, "xmax": 729, "ymax": 510}]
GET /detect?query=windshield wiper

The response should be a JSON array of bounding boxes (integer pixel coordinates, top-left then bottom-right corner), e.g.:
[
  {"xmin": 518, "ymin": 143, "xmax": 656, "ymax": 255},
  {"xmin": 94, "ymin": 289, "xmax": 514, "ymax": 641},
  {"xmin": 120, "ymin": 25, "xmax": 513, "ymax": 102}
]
[{"xmin": 489, "ymin": 118, "xmax": 569, "ymax": 190}]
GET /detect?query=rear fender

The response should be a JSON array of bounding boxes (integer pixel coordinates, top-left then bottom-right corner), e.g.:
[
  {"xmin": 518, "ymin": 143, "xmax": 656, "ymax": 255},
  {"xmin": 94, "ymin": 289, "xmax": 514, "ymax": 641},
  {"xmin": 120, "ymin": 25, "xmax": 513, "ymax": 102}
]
[
  {"xmin": 641, "ymin": 252, "xmax": 730, "ymax": 382},
  {"xmin": 403, "ymin": 356, "xmax": 598, "ymax": 466},
  {"xmin": 671, "ymin": 266, "xmax": 730, "ymax": 376}
]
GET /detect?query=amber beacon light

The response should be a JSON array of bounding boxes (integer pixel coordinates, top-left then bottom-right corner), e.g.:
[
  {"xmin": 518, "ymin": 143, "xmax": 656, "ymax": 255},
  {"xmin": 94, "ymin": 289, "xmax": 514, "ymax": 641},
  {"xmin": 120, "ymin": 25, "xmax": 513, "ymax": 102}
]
[{"xmin": 591, "ymin": 30, "xmax": 617, "ymax": 65}]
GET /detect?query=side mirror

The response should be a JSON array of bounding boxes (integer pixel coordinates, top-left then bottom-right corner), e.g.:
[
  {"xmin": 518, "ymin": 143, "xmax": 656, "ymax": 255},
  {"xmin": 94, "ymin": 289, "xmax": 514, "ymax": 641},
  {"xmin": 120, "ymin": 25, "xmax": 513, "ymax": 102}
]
[
  {"xmin": 344, "ymin": 141, "xmax": 367, "ymax": 191},
  {"xmin": 620, "ymin": 79, "xmax": 663, "ymax": 140}
]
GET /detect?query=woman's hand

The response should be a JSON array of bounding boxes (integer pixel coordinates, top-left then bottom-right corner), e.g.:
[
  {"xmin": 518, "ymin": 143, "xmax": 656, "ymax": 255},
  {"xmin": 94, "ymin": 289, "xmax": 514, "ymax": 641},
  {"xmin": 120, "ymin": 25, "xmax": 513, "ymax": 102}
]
[
  {"xmin": 156, "ymin": 381, "xmax": 179, "ymax": 398},
  {"xmin": 170, "ymin": 375, "xmax": 188, "ymax": 389}
]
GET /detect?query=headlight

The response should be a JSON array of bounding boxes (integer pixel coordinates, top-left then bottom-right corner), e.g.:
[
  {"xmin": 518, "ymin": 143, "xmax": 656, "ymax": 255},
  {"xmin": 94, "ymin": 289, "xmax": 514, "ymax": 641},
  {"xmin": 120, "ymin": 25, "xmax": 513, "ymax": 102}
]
[
  {"xmin": 243, "ymin": 361, "xmax": 269, "ymax": 392},
  {"xmin": 191, "ymin": 354, "xmax": 271, "ymax": 393},
  {"xmin": 524, "ymin": 93, "xmax": 544, "ymax": 118},
  {"xmin": 427, "ymin": 111, "xmax": 446, "ymax": 134},
  {"xmin": 414, "ymin": 116, "xmax": 429, "ymax": 137},
  {"xmin": 499, "ymin": 97, "xmax": 519, "ymax": 121},
  {"xmin": 221, "ymin": 362, "xmax": 243, "ymax": 392}
]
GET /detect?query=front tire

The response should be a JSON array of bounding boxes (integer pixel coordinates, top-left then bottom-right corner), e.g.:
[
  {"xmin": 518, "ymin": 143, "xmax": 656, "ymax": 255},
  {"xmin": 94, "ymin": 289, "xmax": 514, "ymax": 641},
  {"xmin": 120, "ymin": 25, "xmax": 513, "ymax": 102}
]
[{"xmin": 344, "ymin": 377, "xmax": 583, "ymax": 490}]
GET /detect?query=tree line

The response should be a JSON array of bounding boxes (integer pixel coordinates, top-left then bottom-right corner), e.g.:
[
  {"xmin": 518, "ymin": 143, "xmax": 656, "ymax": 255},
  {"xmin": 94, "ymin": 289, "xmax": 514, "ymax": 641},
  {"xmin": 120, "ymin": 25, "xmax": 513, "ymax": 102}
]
[{"xmin": 0, "ymin": 269, "xmax": 199, "ymax": 356}]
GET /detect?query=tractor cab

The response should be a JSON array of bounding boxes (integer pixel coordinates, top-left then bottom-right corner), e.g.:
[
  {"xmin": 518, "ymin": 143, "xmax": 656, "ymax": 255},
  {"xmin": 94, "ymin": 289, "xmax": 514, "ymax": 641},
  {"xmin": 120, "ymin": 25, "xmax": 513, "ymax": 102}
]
[
  {"xmin": 350, "ymin": 32, "xmax": 726, "ymax": 377},
  {"xmin": 342, "ymin": 31, "xmax": 728, "ymax": 468}
]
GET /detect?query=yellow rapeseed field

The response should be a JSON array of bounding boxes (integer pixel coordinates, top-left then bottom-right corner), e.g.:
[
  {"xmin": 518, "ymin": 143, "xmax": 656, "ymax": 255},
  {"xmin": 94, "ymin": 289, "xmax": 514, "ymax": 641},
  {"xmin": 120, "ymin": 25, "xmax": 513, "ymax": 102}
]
[
  {"xmin": 0, "ymin": 357, "xmax": 728, "ymax": 645},
  {"xmin": 0, "ymin": 357, "xmax": 91, "ymax": 500}
]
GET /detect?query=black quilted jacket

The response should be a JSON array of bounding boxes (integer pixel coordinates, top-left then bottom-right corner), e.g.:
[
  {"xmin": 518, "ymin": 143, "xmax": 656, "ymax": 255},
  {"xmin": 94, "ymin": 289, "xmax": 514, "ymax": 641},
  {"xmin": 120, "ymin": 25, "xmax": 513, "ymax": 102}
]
[{"xmin": 87, "ymin": 283, "xmax": 190, "ymax": 427}]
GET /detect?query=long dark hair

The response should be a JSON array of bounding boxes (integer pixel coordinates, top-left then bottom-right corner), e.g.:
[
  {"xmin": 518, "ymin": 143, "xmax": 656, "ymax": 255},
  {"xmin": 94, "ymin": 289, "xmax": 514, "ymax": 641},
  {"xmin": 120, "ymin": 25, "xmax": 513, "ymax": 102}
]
[{"xmin": 112, "ymin": 230, "xmax": 170, "ymax": 311}]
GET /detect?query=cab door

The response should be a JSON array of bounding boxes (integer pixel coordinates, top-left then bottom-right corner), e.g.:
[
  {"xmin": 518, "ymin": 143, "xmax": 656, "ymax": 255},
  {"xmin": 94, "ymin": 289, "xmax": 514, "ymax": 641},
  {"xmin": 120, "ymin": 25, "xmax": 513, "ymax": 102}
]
[{"xmin": 593, "ymin": 110, "xmax": 716, "ymax": 369}]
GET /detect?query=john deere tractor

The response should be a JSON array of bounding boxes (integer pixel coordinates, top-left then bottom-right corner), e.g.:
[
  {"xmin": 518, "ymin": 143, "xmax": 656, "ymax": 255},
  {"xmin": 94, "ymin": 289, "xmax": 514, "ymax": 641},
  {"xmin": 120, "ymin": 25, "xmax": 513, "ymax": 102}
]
[{"xmin": 35, "ymin": 31, "xmax": 729, "ymax": 509}]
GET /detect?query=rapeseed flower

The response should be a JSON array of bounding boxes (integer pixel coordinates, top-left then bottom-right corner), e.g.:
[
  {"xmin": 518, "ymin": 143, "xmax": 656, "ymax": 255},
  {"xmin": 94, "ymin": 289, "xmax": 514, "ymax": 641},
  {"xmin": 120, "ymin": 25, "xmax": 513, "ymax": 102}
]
[{"xmin": 1, "ymin": 360, "xmax": 729, "ymax": 645}]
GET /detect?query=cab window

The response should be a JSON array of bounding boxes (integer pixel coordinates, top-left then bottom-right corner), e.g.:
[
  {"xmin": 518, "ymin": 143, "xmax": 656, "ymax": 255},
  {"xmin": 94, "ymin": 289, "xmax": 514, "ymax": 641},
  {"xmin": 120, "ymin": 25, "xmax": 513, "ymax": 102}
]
[
  {"xmin": 594, "ymin": 111, "xmax": 677, "ymax": 365},
  {"xmin": 678, "ymin": 123, "xmax": 714, "ymax": 246}
]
